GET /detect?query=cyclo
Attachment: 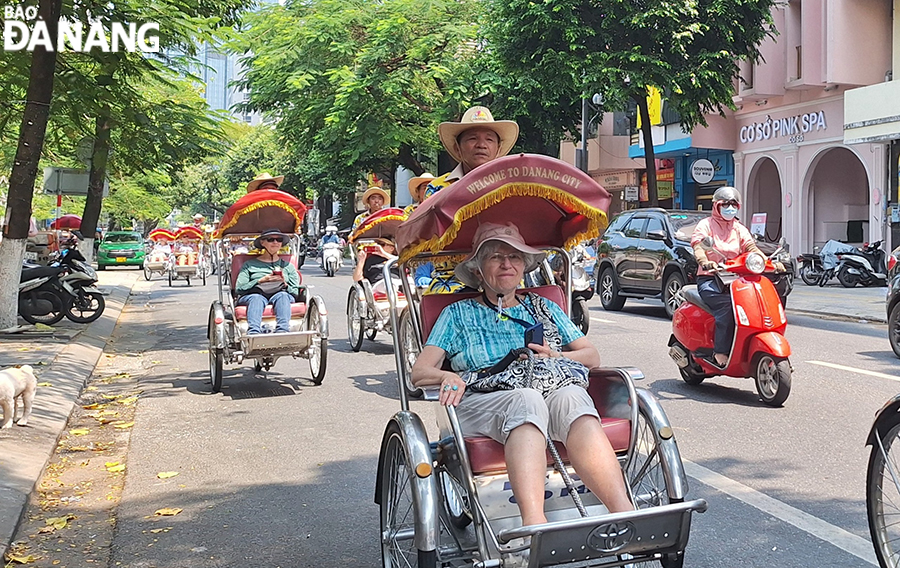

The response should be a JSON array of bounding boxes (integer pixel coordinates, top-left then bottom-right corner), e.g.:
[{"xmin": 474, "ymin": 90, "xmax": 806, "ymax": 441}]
[
  {"xmin": 346, "ymin": 207, "xmax": 416, "ymax": 356},
  {"xmin": 375, "ymin": 154, "xmax": 707, "ymax": 568},
  {"xmin": 144, "ymin": 228, "xmax": 175, "ymax": 281},
  {"xmin": 168, "ymin": 225, "xmax": 207, "ymax": 287},
  {"xmin": 206, "ymin": 188, "xmax": 328, "ymax": 393}
]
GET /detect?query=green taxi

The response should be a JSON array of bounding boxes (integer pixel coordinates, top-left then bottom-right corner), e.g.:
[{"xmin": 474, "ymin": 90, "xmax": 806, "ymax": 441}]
[{"xmin": 97, "ymin": 231, "xmax": 146, "ymax": 270}]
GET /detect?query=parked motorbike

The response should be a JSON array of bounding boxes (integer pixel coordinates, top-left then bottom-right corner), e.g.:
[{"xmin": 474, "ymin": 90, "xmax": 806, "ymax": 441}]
[
  {"xmin": 321, "ymin": 242, "xmax": 343, "ymax": 277},
  {"xmin": 570, "ymin": 262, "xmax": 593, "ymax": 334},
  {"xmin": 797, "ymin": 246, "xmax": 823, "ymax": 286},
  {"xmin": 667, "ymin": 238, "xmax": 792, "ymax": 406},
  {"xmin": 19, "ymin": 247, "xmax": 105, "ymax": 325},
  {"xmin": 832, "ymin": 240, "xmax": 887, "ymax": 288},
  {"xmin": 816, "ymin": 239, "xmax": 857, "ymax": 286},
  {"xmin": 18, "ymin": 265, "xmax": 67, "ymax": 325}
]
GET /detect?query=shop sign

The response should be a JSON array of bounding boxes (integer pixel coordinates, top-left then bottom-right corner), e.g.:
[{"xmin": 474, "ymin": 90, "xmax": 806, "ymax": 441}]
[
  {"xmin": 690, "ymin": 159, "xmax": 715, "ymax": 184},
  {"xmin": 750, "ymin": 213, "xmax": 767, "ymax": 237},
  {"xmin": 639, "ymin": 167, "xmax": 674, "ymax": 201},
  {"xmin": 739, "ymin": 111, "xmax": 827, "ymax": 145},
  {"xmin": 624, "ymin": 186, "xmax": 639, "ymax": 201},
  {"xmin": 599, "ymin": 170, "xmax": 635, "ymax": 190}
]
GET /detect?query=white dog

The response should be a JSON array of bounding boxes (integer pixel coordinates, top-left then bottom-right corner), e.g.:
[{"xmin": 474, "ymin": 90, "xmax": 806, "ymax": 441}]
[{"xmin": 0, "ymin": 365, "xmax": 36, "ymax": 428}]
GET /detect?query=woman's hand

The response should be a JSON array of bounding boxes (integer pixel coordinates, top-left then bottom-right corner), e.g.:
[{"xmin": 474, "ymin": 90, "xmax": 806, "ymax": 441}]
[
  {"xmin": 357, "ymin": 250, "xmax": 367, "ymax": 263},
  {"xmin": 439, "ymin": 372, "xmax": 466, "ymax": 406},
  {"xmin": 259, "ymin": 273, "xmax": 283, "ymax": 283},
  {"xmin": 528, "ymin": 341, "xmax": 562, "ymax": 359}
]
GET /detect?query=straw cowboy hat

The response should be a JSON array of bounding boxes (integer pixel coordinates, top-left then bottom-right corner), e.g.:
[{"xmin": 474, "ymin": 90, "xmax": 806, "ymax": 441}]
[
  {"xmin": 246, "ymin": 172, "xmax": 285, "ymax": 192},
  {"xmin": 438, "ymin": 106, "xmax": 519, "ymax": 164},
  {"xmin": 252, "ymin": 228, "xmax": 290, "ymax": 250},
  {"xmin": 407, "ymin": 173, "xmax": 435, "ymax": 202},
  {"xmin": 362, "ymin": 186, "xmax": 389, "ymax": 204},
  {"xmin": 192, "ymin": 213, "xmax": 205, "ymax": 220},
  {"xmin": 454, "ymin": 222, "xmax": 545, "ymax": 290}
]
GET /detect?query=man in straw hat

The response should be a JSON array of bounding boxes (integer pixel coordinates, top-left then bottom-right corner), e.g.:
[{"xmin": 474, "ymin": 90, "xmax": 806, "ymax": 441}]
[
  {"xmin": 423, "ymin": 106, "xmax": 519, "ymax": 200},
  {"xmin": 421, "ymin": 106, "xmax": 519, "ymax": 294},
  {"xmin": 350, "ymin": 186, "xmax": 389, "ymax": 233},
  {"xmin": 246, "ymin": 172, "xmax": 285, "ymax": 192},
  {"xmin": 403, "ymin": 172, "xmax": 435, "ymax": 216}
]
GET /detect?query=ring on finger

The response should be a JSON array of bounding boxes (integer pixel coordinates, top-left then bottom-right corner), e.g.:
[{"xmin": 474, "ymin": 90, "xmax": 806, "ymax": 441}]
[
  {"xmin": 451, "ymin": 385, "xmax": 458, "ymax": 391},
  {"xmin": 443, "ymin": 384, "xmax": 450, "ymax": 391}
]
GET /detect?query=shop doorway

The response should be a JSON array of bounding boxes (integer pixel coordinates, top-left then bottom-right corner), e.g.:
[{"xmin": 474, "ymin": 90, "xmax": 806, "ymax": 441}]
[
  {"xmin": 805, "ymin": 147, "xmax": 869, "ymax": 247},
  {"xmin": 746, "ymin": 157, "xmax": 783, "ymax": 241}
]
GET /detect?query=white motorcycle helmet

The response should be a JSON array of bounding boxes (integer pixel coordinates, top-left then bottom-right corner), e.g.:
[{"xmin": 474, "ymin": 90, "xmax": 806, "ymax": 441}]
[{"xmin": 325, "ymin": 225, "xmax": 338, "ymax": 234}]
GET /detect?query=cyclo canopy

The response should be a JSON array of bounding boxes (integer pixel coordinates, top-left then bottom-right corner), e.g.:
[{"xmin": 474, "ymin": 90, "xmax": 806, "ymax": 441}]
[
  {"xmin": 349, "ymin": 207, "xmax": 407, "ymax": 243},
  {"xmin": 215, "ymin": 189, "xmax": 308, "ymax": 237},
  {"xmin": 396, "ymin": 153, "xmax": 611, "ymax": 261}
]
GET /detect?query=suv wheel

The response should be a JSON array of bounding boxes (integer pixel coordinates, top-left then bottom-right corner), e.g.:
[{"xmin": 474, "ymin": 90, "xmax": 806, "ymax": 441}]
[
  {"xmin": 599, "ymin": 267, "xmax": 626, "ymax": 311},
  {"xmin": 663, "ymin": 272, "xmax": 685, "ymax": 319}
]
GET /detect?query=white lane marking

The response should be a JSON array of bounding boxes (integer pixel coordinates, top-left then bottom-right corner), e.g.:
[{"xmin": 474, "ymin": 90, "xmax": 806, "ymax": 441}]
[
  {"xmin": 807, "ymin": 360, "xmax": 900, "ymax": 383},
  {"xmin": 590, "ymin": 317, "xmax": 615, "ymax": 324},
  {"xmin": 684, "ymin": 460, "xmax": 877, "ymax": 565}
]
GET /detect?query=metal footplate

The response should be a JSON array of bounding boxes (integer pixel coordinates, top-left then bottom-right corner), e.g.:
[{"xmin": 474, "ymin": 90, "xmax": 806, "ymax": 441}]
[
  {"xmin": 240, "ymin": 331, "xmax": 315, "ymax": 356},
  {"xmin": 497, "ymin": 499, "xmax": 708, "ymax": 568}
]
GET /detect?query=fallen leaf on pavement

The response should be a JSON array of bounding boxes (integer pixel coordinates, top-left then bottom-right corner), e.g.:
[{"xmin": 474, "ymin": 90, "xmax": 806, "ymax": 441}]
[
  {"xmin": 106, "ymin": 462, "xmax": 126, "ymax": 473},
  {"xmin": 154, "ymin": 508, "xmax": 183, "ymax": 516},
  {"xmin": 112, "ymin": 421, "xmax": 134, "ymax": 429},
  {"xmin": 157, "ymin": 472, "xmax": 179, "ymax": 479},
  {"xmin": 6, "ymin": 553, "xmax": 40, "ymax": 563},
  {"xmin": 150, "ymin": 527, "xmax": 173, "ymax": 533},
  {"xmin": 36, "ymin": 382, "xmax": 52, "ymax": 387},
  {"xmin": 45, "ymin": 514, "xmax": 76, "ymax": 530},
  {"xmin": 198, "ymin": 350, "xmax": 209, "ymax": 353},
  {"xmin": 68, "ymin": 428, "xmax": 90, "ymax": 436}
]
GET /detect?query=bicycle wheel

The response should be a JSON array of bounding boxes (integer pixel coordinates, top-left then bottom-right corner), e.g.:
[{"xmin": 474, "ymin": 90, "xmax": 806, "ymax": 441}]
[{"xmin": 867, "ymin": 412, "xmax": 900, "ymax": 568}]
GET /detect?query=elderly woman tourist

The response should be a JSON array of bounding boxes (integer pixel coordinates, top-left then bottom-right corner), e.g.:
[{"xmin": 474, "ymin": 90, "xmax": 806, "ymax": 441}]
[{"xmin": 411, "ymin": 222, "xmax": 633, "ymax": 526}]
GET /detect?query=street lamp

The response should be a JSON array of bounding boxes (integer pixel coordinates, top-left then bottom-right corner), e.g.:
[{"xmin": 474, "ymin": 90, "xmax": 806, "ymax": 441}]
[{"xmin": 576, "ymin": 93, "xmax": 604, "ymax": 173}]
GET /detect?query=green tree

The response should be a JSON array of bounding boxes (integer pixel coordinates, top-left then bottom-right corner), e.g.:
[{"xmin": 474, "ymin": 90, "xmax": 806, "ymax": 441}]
[
  {"xmin": 484, "ymin": 0, "xmax": 776, "ymax": 206},
  {"xmin": 236, "ymin": 0, "xmax": 482, "ymax": 203}
]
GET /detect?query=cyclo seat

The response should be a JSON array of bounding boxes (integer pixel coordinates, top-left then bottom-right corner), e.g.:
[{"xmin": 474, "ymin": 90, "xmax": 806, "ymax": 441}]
[
  {"xmin": 230, "ymin": 253, "xmax": 307, "ymax": 320},
  {"xmin": 419, "ymin": 285, "xmax": 631, "ymax": 475},
  {"xmin": 680, "ymin": 284, "xmax": 715, "ymax": 316}
]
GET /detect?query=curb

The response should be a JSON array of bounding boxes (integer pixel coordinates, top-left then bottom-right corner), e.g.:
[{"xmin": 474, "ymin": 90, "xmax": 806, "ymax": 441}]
[
  {"xmin": 786, "ymin": 307, "xmax": 887, "ymax": 324},
  {"xmin": 0, "ymin": 274, "xmax": 137, "ymax": 558}
]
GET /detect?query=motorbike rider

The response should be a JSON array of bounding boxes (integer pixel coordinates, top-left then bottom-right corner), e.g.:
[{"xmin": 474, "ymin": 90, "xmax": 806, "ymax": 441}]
[
  {"xmin": 320, "ymin": 225, "xmax": 341, "ymax": 246},
  {"xmin": 691, "ymin": 187, "xmax": 784, "ymax": 367}
]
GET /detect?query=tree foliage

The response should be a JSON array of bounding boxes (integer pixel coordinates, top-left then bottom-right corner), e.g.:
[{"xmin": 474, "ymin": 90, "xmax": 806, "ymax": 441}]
[
  {"xmin": 483, "ymin": 0, "xmax": 776, "ymax": 204},
  {"xmin": 235, "ymin": 0, "xmax": 483, "ymax": 197}
]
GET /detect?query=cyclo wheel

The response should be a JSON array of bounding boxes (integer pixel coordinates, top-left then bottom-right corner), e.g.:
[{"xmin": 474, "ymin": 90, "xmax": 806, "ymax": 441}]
[
  {"xmin": 208, "ymin": 309, "xmax": 223, "ymax": 393},
  {"xmin": 379, "ymin": 423, "xmax": 437, "ymax": 568},
  {"xmin": 143, "ymin": 263, "xmax": 152, "ymax": 281},
  {"xmin": 868, "ymin": 412, "xmax": 900, "ymax": 568},
  {"xmin": 307, "ymin": 301, "xmax": 327, "ymax": 385},
  {"xmin": 626, "ymin": 403, "xmax": 685, "ymax": 568},
  {"xmin": 398, "ymin": 309, "xmax": 421, "ymax": 381},
  {"xmin": 347, "ymin": 287, "xmax": 365, "ymax": 352}
]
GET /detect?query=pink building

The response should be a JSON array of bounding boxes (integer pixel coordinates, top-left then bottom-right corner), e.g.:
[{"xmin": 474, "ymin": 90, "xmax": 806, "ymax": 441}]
[{"xmin": 693, "ymin": 0, "xmax": 893, "ymax": 251}]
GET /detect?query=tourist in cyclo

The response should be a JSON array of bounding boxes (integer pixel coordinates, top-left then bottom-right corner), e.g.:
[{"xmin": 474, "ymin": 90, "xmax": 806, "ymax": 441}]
[
  {"xmin": 411, "ymin": 222, "xmax": 634, "ymax": 526},
  {"xmin": 403, "ymin": 172, "xmax": 435, "ymax": 216},
  {"xmin": 234, "ymin": 229, "xmax": 301, "ymax": 335},
  {"xmin": 421, "ymin": 106, "xmax": 519, "ymax": 294}
]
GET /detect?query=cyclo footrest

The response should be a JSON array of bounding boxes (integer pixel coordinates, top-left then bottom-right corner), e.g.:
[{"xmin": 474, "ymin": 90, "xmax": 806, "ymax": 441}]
[
  {"xmin": 496, "ymin": 499, "xmax": 708, "ymax": 568},
  {"xmin": 241, "ymin": 331, "xmax": 315, "ymax": 355}
]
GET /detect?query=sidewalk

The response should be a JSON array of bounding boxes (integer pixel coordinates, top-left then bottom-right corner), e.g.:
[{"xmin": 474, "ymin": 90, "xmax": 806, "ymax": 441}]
[
  {"xmin": 0, "ymin": 270, "xmax": 139, "ymax": 559},
  {"xmin": 786, "ymin": 279, "xmax": 888, "ymax": 323}
]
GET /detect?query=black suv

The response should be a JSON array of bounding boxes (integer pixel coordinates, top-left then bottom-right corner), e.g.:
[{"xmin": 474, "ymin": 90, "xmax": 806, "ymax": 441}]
[{"xmin": 595, "ymin": 209, "xmax": 793, "ymax": 318}]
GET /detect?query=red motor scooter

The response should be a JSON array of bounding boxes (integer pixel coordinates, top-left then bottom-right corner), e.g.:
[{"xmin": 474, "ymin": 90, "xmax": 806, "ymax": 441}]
[{"xmin": 668, "ymin": 243, "xmax": 792, "ymax": 406}]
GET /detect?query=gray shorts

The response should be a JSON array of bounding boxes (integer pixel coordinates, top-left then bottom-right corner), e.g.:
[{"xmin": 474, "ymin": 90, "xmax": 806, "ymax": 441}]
[{"xmin": 456, "ymin": 385, "xmax": 599, "ymax": 444}]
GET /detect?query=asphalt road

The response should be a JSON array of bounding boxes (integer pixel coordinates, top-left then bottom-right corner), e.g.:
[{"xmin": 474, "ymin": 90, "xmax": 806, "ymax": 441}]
[{"xmin": 103, "ymin": 264, "xmax": 894, "ymax": 568}]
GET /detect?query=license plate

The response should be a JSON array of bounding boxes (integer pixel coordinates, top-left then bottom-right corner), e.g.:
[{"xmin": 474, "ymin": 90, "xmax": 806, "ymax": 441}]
[
  {"xmin": 116, "ymin": 257, "xmax": 126, "ymax": 262},
  {"xmin": 24, "ymin": 251, "xmax": 38, "ymax": 260}
]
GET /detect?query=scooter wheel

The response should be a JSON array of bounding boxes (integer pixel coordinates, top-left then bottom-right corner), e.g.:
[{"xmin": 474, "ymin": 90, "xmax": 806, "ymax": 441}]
[
  {"xmin": 679, "ymin": 366, "xmax": 706, "ymax": 386},
  {"xmin": 753, "ymin": 354, "xmax": 791, "ymax": 407}
]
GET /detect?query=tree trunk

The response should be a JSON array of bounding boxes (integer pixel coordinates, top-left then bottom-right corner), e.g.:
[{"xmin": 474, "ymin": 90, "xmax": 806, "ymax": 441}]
[
  {"xmin": 397, "ymin": 144, "xmax": 425, "ymax": 176},
  {"xmin": 79, "ymin": 112, "xmax": 112, "ymax": 264},
  {"xmin": 0, "ymin": 0, "xmax": 62, "ymax": 329},
  {"xmin": 636, "ymin": 92, "xmax": 659, "ymax": 208}
]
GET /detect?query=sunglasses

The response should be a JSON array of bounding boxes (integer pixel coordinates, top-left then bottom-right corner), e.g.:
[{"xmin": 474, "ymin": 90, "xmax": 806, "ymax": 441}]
[
  {"xmin": 720, "ymin": 200, "xmax": 740, "ymax": 208},
  {"xmin": 262, "ymin": 237, "xmax": 283, "ymax": 243}
]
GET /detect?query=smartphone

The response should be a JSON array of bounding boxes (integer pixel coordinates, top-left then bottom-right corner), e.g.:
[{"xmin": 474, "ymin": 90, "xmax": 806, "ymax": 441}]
[
  {"xmin": 524, "ymin": 322, "xmax": 544, "ymax": 347},
  {"xmin": 364, "ymin": 245, "xmax": 379, "ymax": 253}
]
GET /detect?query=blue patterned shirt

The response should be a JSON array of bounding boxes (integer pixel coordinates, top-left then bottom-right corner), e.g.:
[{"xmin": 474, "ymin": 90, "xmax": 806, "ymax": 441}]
[{"xmin": 426, "ymin": 296, "xmax": 582, "ymax": 373}]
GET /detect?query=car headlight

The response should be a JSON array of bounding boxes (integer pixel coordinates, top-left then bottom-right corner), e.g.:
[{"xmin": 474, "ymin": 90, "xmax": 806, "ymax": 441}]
[{"xmin": 746, "ymin": 252, "xmax": 766, "ymax": 274}]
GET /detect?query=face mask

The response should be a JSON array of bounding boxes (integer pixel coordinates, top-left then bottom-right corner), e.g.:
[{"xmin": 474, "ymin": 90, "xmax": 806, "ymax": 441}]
[{"xmin": 720, "ymin": 205, "xmax": 739, "ymax": 220}]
